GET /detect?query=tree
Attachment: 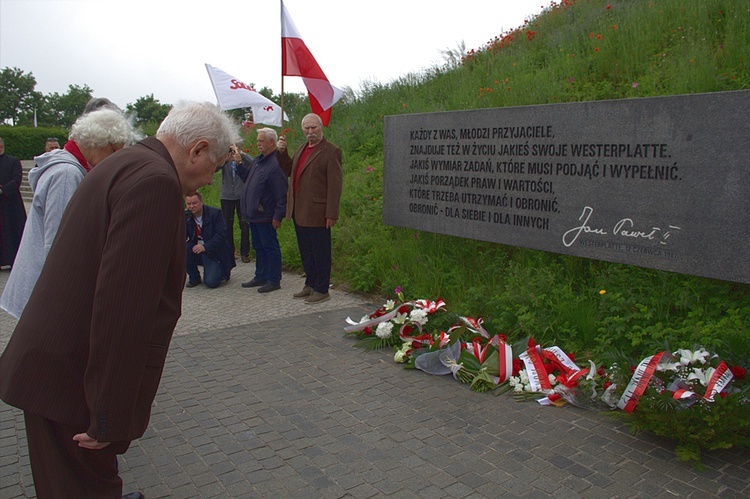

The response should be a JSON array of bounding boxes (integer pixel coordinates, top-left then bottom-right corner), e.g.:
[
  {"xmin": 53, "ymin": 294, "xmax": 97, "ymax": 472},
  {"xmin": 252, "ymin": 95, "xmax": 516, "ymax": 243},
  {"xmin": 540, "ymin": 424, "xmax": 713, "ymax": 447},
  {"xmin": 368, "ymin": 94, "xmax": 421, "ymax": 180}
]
[
  {"xmin": 0, "ymin": 67, "xmax": 37, "ymax": 125},
  {"xmin": 126, "ymin": 94, "xmax": 171, "ymax": 126},
  {"xmin": 28, "ymin": 84, "xmax": 94, "ymax": 128},
  {"xmin": 55, "ymin": 84, "xmax": 94, "ymax": 128}
]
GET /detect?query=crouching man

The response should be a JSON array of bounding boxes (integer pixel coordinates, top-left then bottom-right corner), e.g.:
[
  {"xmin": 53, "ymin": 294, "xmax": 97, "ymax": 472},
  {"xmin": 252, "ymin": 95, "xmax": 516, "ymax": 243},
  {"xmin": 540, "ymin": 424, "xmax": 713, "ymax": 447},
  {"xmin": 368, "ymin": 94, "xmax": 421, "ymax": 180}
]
[{"xmin": 185, "ymin": 191, "xmax": 235, "ymax": 288}]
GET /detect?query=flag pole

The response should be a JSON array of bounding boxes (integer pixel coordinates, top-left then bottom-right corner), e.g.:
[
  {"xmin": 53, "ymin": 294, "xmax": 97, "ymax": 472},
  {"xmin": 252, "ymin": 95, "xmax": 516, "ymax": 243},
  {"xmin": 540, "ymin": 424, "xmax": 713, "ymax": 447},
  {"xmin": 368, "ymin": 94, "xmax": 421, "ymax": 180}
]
[{"xmin": 280, "ymin": 0, "xmax": 285, "ymax": 130}]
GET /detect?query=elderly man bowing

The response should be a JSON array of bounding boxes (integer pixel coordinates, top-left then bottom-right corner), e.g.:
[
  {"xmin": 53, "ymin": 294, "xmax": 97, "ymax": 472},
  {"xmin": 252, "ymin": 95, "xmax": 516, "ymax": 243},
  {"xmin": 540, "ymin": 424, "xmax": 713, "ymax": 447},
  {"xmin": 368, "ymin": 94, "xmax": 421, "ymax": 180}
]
[{"xmin": 0, "ymin": 102, "xmax": 239, "ymax": 498}]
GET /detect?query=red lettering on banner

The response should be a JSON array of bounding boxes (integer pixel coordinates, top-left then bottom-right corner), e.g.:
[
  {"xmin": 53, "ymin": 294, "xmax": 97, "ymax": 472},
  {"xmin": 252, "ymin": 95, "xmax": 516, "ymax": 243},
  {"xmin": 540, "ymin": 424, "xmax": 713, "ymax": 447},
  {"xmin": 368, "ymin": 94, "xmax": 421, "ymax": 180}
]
[{"xmin": 229, "ymin": 79, "xmax": 258, "ymax": 92}]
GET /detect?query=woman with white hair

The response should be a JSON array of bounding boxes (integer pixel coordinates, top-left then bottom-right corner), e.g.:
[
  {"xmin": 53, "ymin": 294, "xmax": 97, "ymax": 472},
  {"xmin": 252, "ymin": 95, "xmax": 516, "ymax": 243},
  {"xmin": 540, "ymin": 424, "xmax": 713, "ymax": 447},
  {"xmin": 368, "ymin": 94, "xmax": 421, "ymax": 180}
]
[{"xmin": 0, "ymin": 107, "xmax": 138, "ymax": 318}]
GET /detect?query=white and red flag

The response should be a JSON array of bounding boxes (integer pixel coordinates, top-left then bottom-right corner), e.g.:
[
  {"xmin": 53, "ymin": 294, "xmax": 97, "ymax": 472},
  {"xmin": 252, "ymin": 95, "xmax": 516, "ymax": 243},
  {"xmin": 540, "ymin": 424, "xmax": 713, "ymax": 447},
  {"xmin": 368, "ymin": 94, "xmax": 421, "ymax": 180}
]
[
  {"xmin": 281, "ymin": 1, "xmax": 343, "ymax": 126},
  {"xmin": 205, "ymin": 63, "xmax": 287, "ymax": 127}
]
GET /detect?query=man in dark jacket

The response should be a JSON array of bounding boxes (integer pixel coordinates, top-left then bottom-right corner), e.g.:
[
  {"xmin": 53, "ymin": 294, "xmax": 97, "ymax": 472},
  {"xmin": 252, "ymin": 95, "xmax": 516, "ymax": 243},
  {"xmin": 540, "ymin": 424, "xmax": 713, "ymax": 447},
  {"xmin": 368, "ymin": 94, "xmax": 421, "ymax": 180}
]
[
  {"xmin": 185, "ymin": 191, "xmax": 236, "ymax": 288},
  {"xmin": 237, "ymin": 128, "xmax": 288, "ymax": 293},
  {"xmin": 0, "ymin": 137, "xmax": 27, "ymax": 268}
]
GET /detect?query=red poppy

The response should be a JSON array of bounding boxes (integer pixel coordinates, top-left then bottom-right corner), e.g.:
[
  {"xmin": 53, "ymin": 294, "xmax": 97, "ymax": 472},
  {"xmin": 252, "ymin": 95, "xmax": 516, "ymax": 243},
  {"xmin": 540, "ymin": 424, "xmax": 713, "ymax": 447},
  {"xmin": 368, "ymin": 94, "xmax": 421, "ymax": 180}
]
[
  {"xmin": 730, "ymin": 365, "xmax": 746, "ymax": 380},
  {"xmin": 512, "ymin": 359, "xmax": 523, "ymax": 376}
]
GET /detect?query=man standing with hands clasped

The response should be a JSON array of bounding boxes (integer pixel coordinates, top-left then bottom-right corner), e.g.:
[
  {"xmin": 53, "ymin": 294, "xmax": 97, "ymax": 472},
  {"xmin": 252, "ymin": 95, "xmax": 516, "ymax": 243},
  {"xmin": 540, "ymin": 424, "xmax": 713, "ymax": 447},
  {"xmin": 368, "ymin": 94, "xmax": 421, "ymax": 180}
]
[
  {"xmin": 0, "ymin": 101, "xmax": 239, "ymax": 498},
  {"xmin": 278, "ymin": 113, "xmax": 343, "ymax": 304}
]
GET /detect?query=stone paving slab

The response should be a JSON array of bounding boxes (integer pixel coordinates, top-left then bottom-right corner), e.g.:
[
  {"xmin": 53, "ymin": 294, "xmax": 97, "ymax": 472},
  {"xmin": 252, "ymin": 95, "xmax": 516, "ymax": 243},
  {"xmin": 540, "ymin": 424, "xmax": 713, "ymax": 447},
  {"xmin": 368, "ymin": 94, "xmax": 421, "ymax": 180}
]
[{"xmin": 1, "ymin": 264, "xmax": 749, "ymax": 498}]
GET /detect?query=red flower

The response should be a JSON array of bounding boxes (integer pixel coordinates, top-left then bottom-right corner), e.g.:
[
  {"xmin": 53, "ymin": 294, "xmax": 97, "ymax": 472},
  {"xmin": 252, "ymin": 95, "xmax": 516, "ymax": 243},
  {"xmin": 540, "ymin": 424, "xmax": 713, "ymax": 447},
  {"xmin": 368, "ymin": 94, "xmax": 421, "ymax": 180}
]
[
  {"xmin": 398, "ymin": 305, "xmax": 410, "ymax": 315},
  {"xmin": 402, "ymin": 325, "xmax": 413, "ymax": 336},
  {"xmin": 730, "ymin": 365, "xmax": 746, "ymax": 380},
  {"xmin": 512, "ymin": 359, "xmax": 523, "ymax": 376},
  {"xmin": 526, "ymin": 30, "xmax": 536, "ymax": 42},
  {"xmin": 719, "ymin": 392, "xmax": 728, "ymax": 399},
  {"xmin": 597, "ymin": 367, "xmax": 606, "ymax": 377},
  {"xmin": 567, "ymin": 352, "xmax": 576, "ymax": 362},
  {"xmin": 363, "ymin": 327, "xmax": 373, "ymax": 336},
  {"xmin": 603, "ymin": 381, "xmax": 612, "ymax": 390}
]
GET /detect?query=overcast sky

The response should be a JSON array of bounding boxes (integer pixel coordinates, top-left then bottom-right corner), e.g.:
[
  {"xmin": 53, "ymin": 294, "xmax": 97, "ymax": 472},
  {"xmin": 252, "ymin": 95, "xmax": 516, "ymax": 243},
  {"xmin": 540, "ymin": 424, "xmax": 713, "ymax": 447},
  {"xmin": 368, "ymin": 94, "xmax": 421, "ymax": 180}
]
[{"xmin": 1, "ymin": 0, "xmax": 547, "ymax": 110}]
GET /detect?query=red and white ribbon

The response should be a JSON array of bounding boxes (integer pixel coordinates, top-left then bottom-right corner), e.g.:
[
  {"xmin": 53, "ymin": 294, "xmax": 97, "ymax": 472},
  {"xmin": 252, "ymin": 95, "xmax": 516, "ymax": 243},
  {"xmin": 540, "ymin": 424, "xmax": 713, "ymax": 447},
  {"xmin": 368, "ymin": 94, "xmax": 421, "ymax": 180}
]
[
  {"xmin": 344, "ymin": 302, "xmax": 415, "ymax": 333},
  {"xmin": 494, "ymin": 337, "xmax": 513, "ymax": 384},
  {"xmin": 617, "ymin": 351, "xmax": 667, "ymax": 413},
  {"xmin": 704, "ymin": 361, "xmax": 733, "ymax": 401},
  {"xmin": 520, "ymin": 347, "xmax": 553, "ymax": 392}
]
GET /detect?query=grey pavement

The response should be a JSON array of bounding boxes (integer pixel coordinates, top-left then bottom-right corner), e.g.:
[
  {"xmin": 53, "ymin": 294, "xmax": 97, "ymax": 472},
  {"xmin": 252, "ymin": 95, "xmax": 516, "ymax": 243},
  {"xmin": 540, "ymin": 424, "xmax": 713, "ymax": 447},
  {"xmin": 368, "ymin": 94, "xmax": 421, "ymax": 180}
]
[{"xmin": 1, "ymin": 260, "xmax": 749, "ymax": 498}]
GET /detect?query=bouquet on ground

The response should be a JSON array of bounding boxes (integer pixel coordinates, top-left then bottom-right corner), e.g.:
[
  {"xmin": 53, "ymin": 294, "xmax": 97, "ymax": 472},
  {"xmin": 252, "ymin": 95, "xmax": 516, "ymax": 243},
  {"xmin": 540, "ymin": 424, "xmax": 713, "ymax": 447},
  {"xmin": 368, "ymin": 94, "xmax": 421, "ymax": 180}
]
[
  {"xmin": 343, "ymin": 292, "xmax": 749, "ymax": 466},
  {"xmin": 344, "ymin": 287, "xmax": 448, "ymax": 350},
  {"xmin": 609, "ymin": 347, "xmax": 749, "ymax": 466}
]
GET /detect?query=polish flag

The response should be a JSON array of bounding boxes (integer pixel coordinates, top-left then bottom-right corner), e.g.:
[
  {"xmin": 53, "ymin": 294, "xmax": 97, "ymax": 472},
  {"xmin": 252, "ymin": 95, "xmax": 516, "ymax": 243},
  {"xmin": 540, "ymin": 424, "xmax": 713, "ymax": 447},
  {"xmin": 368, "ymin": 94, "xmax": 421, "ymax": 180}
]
[{"xmin": 281, "ymin": 2, "xmax": 343, "ymax": 126}]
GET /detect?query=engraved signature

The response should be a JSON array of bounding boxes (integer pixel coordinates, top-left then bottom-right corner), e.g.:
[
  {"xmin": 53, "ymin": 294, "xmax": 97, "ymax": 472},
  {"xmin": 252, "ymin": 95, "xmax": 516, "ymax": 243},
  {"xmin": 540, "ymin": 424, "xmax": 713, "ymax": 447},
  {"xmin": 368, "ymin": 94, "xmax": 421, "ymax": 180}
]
[{"xmin": 562, "ymin": 206, "xmax": 681, "ymax": 248}]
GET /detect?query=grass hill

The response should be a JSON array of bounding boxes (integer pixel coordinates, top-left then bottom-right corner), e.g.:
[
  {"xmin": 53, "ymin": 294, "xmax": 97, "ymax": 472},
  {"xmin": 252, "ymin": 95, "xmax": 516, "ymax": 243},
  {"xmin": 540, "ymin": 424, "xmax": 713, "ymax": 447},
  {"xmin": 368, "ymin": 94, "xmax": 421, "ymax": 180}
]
[{"xmin": 209, "ymin": 0, "xmax": 749, "ymax": 361}]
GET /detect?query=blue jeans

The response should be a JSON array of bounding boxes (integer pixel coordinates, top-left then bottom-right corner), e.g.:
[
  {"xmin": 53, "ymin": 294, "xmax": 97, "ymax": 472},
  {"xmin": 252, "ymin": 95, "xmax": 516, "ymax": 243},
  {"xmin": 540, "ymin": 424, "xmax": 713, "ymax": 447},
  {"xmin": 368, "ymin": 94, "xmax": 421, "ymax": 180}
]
[
  {"xmin": 250, "ymin": 222, "xmax": 281, "ymax": 284},
  {"xmin": 186, "ymin": 251, "xmax": 223, "ymax": 288}
]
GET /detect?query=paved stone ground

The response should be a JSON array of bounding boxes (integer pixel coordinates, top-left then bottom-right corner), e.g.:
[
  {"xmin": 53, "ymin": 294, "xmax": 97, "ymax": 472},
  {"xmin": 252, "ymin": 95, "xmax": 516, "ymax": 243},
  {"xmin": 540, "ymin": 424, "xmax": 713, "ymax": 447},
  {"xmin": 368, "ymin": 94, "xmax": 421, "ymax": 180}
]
[{"xmin": 1, "ymin": 260, "xmax": 749, "ymax": 498}]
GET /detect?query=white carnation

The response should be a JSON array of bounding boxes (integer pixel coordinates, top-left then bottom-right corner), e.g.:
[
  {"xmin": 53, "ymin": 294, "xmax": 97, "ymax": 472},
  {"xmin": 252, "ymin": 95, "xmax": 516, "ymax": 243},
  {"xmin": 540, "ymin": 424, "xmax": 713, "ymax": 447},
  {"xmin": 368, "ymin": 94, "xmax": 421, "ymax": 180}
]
[{"xmin": 376, "ymin": 321, "xmax": 394, "ymax": 339}]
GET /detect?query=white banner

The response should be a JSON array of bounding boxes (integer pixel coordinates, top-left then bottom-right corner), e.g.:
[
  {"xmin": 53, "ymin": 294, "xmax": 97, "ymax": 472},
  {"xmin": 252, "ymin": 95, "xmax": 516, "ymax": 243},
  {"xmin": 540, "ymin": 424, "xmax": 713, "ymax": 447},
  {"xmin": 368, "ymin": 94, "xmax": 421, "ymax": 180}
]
[{"xmin": 205, "ymin": 64, "xmax": 287, "ymax": 127}]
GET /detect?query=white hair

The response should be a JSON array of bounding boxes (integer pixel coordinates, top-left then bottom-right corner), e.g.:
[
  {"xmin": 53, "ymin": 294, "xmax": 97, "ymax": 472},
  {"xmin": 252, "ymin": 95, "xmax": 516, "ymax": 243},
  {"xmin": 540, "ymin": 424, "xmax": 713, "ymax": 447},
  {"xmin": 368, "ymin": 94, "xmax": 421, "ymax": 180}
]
[
  {"xmin": 257, "ymin": 127, "xmax": 277, "ymax": 143},
  {"xmin": 301, "ymin": 113, "xmax": 323, "ymax": 127},
  {"xmin": 156, "ymin": 101, "xmax": 240, "ymax": 163},
  {"xmin": 69, "ymin": 108, "xmax": 138, "ymax": 149}
]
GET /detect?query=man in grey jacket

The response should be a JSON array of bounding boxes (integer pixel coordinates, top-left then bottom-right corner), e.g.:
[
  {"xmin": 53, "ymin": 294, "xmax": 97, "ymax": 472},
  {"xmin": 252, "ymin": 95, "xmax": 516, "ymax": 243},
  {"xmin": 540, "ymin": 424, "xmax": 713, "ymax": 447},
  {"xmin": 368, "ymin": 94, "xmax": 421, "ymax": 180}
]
[{"xmin": 216, "ymin": 148, "xmax": 251, "ymax": 262}]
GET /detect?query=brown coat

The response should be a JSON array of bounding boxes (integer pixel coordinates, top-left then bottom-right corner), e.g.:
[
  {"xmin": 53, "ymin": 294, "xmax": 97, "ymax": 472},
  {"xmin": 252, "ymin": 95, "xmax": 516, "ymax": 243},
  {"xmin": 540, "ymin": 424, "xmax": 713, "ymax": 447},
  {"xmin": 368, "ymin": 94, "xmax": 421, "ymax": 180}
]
[
  {"xmin": 0, "ymin": 137, "xmax": 185, "ymax": 444},
  {"xmin": 279, "ymin": 137, "xmax": 343, "ymax": 227}
]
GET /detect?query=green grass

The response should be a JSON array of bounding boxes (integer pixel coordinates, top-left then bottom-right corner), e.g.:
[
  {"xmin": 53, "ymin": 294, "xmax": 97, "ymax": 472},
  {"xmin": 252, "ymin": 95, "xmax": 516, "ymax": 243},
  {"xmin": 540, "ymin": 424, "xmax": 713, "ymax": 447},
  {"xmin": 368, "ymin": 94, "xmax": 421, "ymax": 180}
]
[{"xmin": 201, "ymin": 0, "xmax": 750, "ymax": 360}]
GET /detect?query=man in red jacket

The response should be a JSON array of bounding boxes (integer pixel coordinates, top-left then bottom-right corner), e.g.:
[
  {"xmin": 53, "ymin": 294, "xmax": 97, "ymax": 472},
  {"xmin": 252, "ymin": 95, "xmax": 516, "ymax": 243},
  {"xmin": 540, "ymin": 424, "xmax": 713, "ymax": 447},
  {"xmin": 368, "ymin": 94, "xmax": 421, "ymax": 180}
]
[{"xmin": 0, "ymin": 102, "xmax": 238, "ymax": 498}]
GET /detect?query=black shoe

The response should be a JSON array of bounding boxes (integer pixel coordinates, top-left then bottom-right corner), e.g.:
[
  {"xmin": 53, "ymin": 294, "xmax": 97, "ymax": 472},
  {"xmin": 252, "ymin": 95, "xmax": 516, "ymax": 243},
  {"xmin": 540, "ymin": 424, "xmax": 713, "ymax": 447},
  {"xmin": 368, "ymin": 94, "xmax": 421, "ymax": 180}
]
[
  {"xmin": 258, "ymin": 282, "xmax": 281, "ymax": 293},
  {"xmin": 241, "ymin": 278, "xmax": 264, "ymax": 288},
  {"xmin": 185, "ymin": 279, "xmax": 201, "ymax": 288},
  {"xmin": 122, "ymin": 492, "xmax": 145, "ymax": 499}
]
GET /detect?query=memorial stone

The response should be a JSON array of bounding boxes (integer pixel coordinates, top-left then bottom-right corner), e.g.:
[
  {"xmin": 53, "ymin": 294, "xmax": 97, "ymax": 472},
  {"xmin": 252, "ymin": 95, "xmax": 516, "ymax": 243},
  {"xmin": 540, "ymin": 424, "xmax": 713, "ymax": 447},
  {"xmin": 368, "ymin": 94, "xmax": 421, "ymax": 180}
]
[{"xmin": 383, "ymin": 90, "xmax": 750, "ymax": 284}]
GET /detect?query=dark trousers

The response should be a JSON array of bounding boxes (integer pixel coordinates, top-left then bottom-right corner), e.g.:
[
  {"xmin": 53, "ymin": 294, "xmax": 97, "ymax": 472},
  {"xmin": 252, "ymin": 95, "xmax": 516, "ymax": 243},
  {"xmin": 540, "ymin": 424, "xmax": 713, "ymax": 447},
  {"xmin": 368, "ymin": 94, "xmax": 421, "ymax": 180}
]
[
  {"xmin": 249, "ymin": 222, "xmax": 282, "ymax": 284},
  {"xmin": 24, "ymin": 411, "xmax": 127, "ymax": 498},
  {"xmin": 220, "ymin": 199, "xmax": 249, "ymax": 257},
  {"xmin": 294, "ymin": 222, "xmax": 331, "ymax": 294}
]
